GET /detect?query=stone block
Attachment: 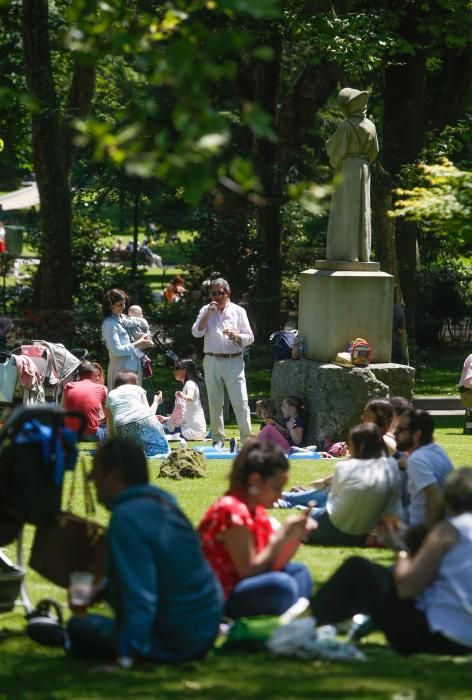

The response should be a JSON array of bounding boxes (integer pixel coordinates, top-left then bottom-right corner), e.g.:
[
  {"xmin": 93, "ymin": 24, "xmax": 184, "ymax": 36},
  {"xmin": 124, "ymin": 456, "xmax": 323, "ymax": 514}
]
[
  {"xmin": 271, "ymin": 359, "xmax": 415, "ymax": 445},
  {"xmin": 298, "ymin": 267, "xmax": 394, "ymax": 363}
]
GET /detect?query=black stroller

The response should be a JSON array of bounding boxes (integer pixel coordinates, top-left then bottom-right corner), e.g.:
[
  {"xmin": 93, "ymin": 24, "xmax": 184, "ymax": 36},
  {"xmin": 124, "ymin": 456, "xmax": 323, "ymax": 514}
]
[{"xmin": 0, "ymin": 405, "xmax": 86, "ymax": 615}]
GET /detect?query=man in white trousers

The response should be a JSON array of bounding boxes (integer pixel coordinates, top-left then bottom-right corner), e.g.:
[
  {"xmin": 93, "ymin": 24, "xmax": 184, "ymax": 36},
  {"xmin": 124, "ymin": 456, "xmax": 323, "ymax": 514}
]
[{"xmin": 192, "ymin": 278, "xmax": 253, "ymax": 443}]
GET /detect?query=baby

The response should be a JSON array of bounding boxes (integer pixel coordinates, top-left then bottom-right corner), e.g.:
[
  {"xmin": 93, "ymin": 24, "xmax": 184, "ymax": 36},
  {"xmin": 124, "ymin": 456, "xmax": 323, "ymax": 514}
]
[{"xmin": 122, "ymin": 304, "xmax": 150, "ymax": 342}]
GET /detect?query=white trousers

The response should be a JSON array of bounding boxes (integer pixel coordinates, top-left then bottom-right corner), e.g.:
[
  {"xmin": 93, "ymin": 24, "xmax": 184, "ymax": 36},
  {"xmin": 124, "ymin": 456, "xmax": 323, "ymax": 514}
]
[{"xmin": 203, "ymin": 354, "xmax": 252, "ymax": 441}]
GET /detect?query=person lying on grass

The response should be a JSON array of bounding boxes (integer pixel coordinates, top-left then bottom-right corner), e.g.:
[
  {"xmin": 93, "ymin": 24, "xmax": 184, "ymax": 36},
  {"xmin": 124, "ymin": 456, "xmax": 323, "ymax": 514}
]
[
  {"xmin": 310, "ymin": 466, "xmax": 472, "ymax": 656},
  {"xmin": 198, "ymin": 439, "xmax": 314, "ymax": 619}
]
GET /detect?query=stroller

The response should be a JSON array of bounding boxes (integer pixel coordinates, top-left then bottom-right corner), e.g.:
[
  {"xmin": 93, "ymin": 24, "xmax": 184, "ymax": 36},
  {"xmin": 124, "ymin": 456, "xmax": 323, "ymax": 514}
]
[
  {"xmin": 0, "ymin": 339, "xmax": 86, "ymax": 412},
  {"xmin": 0, "ymin": 405, "xmax": 86, "ymax": 614}
]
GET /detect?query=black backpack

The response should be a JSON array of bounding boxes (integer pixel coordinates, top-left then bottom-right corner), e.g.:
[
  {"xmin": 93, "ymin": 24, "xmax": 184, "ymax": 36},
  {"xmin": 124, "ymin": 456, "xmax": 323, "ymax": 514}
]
[
  {"xmin": 0, "ymin": 406, "xmax": 86, "ymax": 546},
  {"xmin": 269, "ymin": 330, "xmax": 298, "ymax": 361}
]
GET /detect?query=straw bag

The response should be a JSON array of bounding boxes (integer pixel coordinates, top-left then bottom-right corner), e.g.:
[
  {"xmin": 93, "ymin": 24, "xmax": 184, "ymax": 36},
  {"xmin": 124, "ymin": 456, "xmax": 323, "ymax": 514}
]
[{"xmin": 29, "ymin": 458, "xmax": 106, "ymax": 588}]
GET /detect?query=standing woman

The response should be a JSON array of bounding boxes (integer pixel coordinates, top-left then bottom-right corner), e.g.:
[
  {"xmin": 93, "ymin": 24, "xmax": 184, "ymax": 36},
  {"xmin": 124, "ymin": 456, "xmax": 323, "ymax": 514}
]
[{"xmin": 101, "ymin": 288, "xmax": 151, "ymax": 388}]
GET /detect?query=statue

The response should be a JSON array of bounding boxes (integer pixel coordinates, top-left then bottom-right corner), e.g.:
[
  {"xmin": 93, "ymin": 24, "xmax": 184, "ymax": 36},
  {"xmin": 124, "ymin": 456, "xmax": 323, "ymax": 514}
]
[{"xmin": 326, "ymin": 88, "xmax": 379, "ymax": 262}]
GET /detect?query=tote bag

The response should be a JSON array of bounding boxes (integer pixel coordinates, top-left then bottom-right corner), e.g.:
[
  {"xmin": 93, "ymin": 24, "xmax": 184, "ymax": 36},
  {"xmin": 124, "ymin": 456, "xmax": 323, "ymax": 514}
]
[{"xmin": 29, "ymin": 458, "xmax": 106, "ymax": 588}]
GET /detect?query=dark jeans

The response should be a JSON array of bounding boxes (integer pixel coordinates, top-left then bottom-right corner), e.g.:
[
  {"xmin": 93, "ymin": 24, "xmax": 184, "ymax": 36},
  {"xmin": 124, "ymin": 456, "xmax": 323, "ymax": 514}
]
[
  {"xmin": 225, "ymin": 562, "xmax": 313, "ymax": 619},
  {"xmin": 310, "ymin": 556, "xmax": 471, "ymax": 656},
  {"xmin": 67, "ymin": 615, "xmax": 117, "ymax": 660},
  {"xmin": 67, "ymin": 614, "xmax": 212, "ymax": 662},
  {"xmin": 306, "ymin": 512, "xmax": 366, "ymax": 547}
]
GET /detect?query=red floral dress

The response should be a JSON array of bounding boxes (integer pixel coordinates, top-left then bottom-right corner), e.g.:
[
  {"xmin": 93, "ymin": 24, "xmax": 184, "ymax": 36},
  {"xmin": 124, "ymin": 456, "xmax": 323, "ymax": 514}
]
[{"xmin": 198, "ymin": 492, "xmax": 274, "ymax": 598}]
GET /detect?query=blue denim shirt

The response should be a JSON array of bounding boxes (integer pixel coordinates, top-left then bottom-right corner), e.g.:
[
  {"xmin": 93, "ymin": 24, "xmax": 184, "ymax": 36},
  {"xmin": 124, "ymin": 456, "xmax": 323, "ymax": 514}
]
[{"xmin": 107, "ymin": 484, "xmax": 223, "ymax": 661}]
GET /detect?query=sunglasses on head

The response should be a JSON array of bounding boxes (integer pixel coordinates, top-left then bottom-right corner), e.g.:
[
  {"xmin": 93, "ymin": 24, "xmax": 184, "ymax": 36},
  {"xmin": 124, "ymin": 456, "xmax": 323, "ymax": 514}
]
[{"xmin": 211, "ymin": 290, "xmax": 226, "ymax": 297}]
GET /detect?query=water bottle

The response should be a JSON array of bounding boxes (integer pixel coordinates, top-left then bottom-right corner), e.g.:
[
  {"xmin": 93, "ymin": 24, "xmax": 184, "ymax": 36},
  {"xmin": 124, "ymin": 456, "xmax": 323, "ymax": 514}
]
[
  {"xmin": 298, "ymin": 335, "xmax": 305, "ymax": 359},
  {"xmin": 179, "ymin": 437, "xmax": 187, "ymax": 449}
]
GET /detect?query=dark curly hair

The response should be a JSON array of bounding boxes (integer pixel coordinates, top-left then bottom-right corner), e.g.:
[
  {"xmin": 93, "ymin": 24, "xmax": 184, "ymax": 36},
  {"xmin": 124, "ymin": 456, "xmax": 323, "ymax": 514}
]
[{"xmin": 101, "ymin": 288, "xmax": 128, "ymax": 317}]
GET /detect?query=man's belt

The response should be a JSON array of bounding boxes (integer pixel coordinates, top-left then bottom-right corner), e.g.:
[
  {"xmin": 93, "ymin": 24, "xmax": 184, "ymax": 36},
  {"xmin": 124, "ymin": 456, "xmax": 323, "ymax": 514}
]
[{"xmin": 205, "ymin": 352, "xmax": 242, "ymax": 358}]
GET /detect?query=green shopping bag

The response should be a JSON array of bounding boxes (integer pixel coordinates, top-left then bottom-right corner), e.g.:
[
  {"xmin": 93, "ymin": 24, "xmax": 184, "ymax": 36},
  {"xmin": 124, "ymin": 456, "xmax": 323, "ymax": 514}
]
[{"xmin": 218, "ymin": 616, "xmax": 281, "ymax": 652}]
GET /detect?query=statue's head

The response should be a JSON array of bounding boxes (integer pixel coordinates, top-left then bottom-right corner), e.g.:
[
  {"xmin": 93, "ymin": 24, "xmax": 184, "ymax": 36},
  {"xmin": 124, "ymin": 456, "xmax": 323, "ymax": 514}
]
[{"xmin": 337, "ymin": 88, "xmax": 369, "ymax": 117}]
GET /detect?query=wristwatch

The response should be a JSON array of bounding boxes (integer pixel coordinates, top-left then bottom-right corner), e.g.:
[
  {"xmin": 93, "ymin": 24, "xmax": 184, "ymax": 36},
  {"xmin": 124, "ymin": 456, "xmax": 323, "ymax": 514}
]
[{"xmin": 396, "ymin": 549, "xmax": 409, "ymax": 560}]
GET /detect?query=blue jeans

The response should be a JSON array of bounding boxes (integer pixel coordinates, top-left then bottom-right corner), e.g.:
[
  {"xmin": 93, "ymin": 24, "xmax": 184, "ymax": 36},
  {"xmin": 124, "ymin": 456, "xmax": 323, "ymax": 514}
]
[
  {"xmin": 279, "ymin": 488, "xmax": 329, "ymax": 509},
  {"xmin": 67, "ymin": 614, "xmax": 213, "ymax": 662},
  {"xmin": 225, "ymin": 562, "xmax": 313, "ymax": 619}
]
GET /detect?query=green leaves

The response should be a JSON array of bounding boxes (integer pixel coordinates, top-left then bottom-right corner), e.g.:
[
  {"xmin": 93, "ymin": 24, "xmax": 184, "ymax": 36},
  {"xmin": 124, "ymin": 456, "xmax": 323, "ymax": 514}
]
[
  {"xmin": 391, "ymin": 159, "xmax": 472, "ymax": 248},
  {"xmin": 217, "ymin": 0, "xmax": 280, "ymax": 19},
  {"xmin": 64, "ymin": 0, "xmax": 279, "ymax": 203}
]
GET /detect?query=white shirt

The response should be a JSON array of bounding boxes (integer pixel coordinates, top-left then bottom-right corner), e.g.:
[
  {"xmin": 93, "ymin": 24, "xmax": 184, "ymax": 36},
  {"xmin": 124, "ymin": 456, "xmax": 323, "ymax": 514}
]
[
  {"xmin": 106, "ymin": 384, "xmax": 152, "ymax": 426},
  {"xmin": 327, "ymin": 456, "xmax": 402, "ymax": 535},
  {"xmin": 418, "ymin": 513, "xmax": 472, "ymax": 647},
  {"xmin": 407, "ymin": 443, "xmax": 454, "ymax": 525},
  {"xmin": 459, "ymin": 354, "xmax": 472, "ymax": 389},
  {"xmin": 192, "ymin": 300, "xmax": 254, "ymax": 354}
]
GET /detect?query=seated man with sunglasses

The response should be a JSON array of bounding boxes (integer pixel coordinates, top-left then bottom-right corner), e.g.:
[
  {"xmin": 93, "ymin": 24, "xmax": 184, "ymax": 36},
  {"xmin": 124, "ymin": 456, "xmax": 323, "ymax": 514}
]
[{"xmin": 192, "ymin": 277, "xmax": 254, "ymax": 444}]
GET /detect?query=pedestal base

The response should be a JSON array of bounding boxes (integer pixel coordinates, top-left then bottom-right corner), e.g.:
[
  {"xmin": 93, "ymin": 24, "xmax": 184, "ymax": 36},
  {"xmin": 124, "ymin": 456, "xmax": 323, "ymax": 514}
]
[
  {"xmin": 299, "ymin": 267, "xmax": 394, "ymax": 363},
  {"xmin": 271, "ymin": 359, "xmax": 415, "ymax": 445}
]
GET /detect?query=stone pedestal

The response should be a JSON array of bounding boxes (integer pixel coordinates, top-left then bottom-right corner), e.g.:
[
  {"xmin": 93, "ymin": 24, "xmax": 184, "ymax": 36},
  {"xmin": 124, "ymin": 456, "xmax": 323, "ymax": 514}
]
[
  {"xmin": 298, "ymin": 262, "xmax": 394, "ymax": 363},
  {"xmin": 271, "ymin": 359, "xmax": 415, "ymax": 446}
]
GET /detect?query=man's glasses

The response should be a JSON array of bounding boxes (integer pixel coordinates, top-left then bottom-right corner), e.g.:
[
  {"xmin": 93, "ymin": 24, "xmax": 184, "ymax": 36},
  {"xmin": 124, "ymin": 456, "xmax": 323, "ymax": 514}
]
[{"xmin": 211, "ymin": 290, "xmax": 226, "ymax": 297}]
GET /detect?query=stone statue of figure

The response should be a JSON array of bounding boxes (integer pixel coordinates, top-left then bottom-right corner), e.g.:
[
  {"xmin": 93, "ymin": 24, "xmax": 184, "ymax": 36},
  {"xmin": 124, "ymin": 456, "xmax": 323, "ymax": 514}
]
[{"xmin": 326, "ymin": 88, "xmax": 379, "ymax": 262}]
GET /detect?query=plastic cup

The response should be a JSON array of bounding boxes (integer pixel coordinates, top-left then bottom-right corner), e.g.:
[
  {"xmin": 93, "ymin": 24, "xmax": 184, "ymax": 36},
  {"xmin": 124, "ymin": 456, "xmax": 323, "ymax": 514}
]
[{"xmin": 69, "ymin": 571, "xmax": 94, "ymax": 615}]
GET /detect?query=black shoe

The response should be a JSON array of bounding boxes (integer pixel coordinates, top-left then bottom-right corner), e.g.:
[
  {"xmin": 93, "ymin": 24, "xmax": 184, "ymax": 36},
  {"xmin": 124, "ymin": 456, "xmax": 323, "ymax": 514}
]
[
  {"xmin": 212, "ymin": 440, "xmax": 224, "ymax": 449},
  {"xmin": 27, "ymin": 620, "xmax": 67, "ymax": 648},
  {"xmin": 26, "ymin": 599, "xmax": 67, "ymax": 648}
]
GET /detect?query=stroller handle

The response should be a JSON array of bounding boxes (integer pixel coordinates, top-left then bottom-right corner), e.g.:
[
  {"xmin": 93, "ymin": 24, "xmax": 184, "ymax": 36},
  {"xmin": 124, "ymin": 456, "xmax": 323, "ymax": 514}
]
[{"xmin": 1, "ymin": 405, "xmax": 88, "ymax": 439}]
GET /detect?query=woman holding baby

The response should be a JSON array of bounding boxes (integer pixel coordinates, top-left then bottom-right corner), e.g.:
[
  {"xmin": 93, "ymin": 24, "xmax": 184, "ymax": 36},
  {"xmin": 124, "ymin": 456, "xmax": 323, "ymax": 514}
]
[{"xmin": 101, "ymin": 288, "xmax": 153, "ymax": 388}]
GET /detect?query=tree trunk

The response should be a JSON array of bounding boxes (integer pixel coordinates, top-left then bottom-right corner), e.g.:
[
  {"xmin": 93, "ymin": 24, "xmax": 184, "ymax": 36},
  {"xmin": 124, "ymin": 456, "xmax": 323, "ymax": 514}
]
[
  {"xmin": 252, "ymin": 48, "xmax": 284, "ymax": 338},
  {"xmin": 21, "ymin": 0, "xmax": 96, "ymax": 314},
  {"xmin": 383, "ymin": 28, "xmax": 428, "ymax": 342},
  {"xmin": 22, "ymin": 0, "xmax": 72, "ymax": 311},
  {"xmin": 371, "ymin": 163, "xmax": 402, "ymax": 301}
]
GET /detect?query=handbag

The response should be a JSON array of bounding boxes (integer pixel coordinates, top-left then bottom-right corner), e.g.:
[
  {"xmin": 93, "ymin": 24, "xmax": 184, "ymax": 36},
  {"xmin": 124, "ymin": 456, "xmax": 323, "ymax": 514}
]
[
  {"xmin": 141, "ymin": 354, "xmax": 153, "ymax": 378},
  {"xmin": 29, "ymin": 457, "xmax": 106, "ymax": 588}
]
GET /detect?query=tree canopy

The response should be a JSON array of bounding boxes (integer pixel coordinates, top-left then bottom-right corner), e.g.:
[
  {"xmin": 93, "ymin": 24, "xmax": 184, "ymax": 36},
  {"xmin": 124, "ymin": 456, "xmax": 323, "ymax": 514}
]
[{"xmin": 0, "ymin": 0, "xmax": 470, "ymax": 344}]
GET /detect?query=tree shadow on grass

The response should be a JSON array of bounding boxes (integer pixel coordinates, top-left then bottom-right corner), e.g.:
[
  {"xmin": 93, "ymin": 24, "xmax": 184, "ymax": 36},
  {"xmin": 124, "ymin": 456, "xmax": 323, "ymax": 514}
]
[{"xmin": 0, "ymin": 637, "xmax": 471, "ymax": 700}]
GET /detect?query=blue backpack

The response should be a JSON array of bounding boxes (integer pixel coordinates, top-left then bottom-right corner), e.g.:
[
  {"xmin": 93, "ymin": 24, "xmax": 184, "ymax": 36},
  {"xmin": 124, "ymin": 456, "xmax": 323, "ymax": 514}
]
[
  {"xmin": 269, "ymin": 330, "xmax": 298, "ymax": 361},
  {"xmin": 0, "ymin": 406, "xmax": 86, "ymax": 545}
]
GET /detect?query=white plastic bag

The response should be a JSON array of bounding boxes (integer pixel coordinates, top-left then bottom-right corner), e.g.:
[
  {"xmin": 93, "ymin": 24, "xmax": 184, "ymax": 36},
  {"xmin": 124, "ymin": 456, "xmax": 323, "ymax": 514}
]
[
  {"xmin": 0, "ymin": 355, "xmax": 18, "ymax": 403},
  {"xmin": 266, "ymin": 618, "xmax": 366, "ymax": 661}
]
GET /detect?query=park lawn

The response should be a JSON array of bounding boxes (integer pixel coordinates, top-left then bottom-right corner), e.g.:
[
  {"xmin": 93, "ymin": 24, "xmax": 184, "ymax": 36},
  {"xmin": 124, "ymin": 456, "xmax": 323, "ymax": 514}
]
[
  {"xmin": 414, "ymin": 343, "xmax": 469, "ymax": 397},
  {"xmin": 0, "ymin": 415, "xmax": 470, "ymax": 699},
  {"xmin": 101, "ymin": 230, "xmax": 195, "ymax": 267}
]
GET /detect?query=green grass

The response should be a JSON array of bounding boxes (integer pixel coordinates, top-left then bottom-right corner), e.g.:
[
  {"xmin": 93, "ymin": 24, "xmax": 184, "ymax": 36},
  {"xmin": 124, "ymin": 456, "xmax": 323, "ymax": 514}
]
[
  {"xmin": 0, "ymin": 416, "xmax": 470, "ymax": 699},
  {"xmin": 413, "ymin": 343, "xmax": 468, "ymax": 396},
  {"xmin": 101, "ymin": 230, "xmax": 195, "ymax": 267}
]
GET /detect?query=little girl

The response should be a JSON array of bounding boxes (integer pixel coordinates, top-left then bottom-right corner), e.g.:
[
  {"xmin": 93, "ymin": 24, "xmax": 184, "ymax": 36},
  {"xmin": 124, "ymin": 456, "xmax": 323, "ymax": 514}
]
[
  {"xmin": 258, "ymin": 395, "xmax": 306, "ymax": 451},
  {"xmin": 167, "ymin": 359, "xmax": 207, "ymax": 440}
]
